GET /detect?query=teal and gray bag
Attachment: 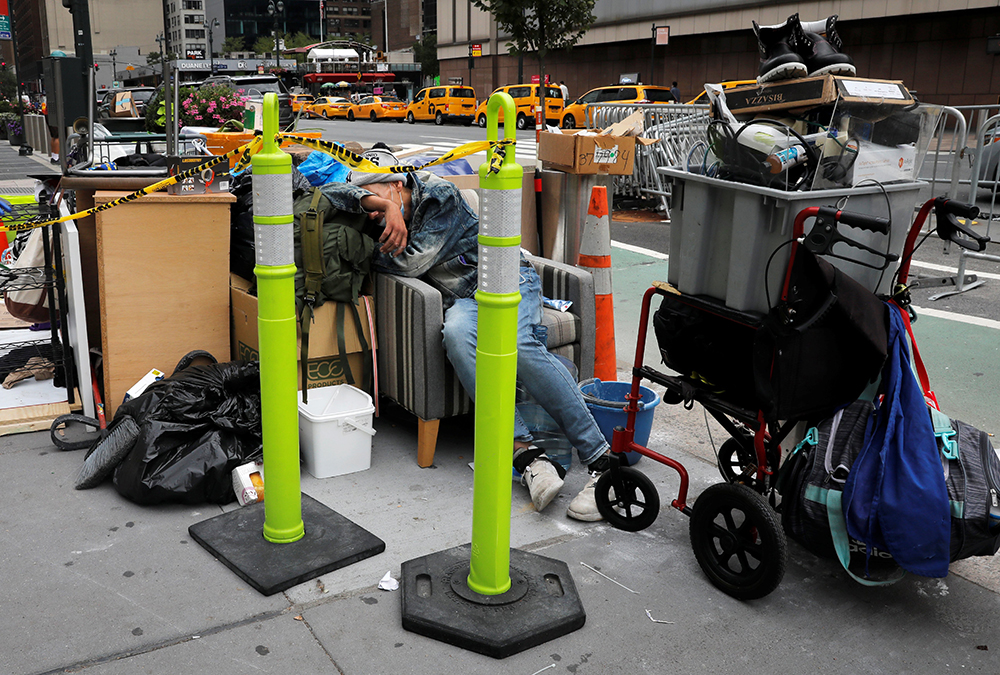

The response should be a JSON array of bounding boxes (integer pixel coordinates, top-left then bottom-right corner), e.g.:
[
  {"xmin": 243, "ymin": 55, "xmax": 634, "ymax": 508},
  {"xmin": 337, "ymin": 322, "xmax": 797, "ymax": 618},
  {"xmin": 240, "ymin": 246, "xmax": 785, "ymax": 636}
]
[{"xmin": 779, "ymin": 400, "xmax": 1000, "ymax": 585}]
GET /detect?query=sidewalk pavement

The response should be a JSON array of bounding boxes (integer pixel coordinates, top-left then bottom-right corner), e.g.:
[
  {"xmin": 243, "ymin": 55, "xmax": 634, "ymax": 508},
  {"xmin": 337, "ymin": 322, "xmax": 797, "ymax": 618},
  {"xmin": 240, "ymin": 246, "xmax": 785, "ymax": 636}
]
[
  {"xmin": 2, "ymin": 160, "xmax": 1000, "ymax": 674},
  {"xmin": 0, "ymin": 140, "xmax": 59, "ymax": 191}
]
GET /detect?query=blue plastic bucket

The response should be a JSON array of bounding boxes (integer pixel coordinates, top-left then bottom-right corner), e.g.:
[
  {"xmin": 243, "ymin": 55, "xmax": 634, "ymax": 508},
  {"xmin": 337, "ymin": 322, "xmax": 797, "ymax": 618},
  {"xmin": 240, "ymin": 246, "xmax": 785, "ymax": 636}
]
[{"xmin": 579, "ymin": 379, "xmax": 661, "ymax": 466}]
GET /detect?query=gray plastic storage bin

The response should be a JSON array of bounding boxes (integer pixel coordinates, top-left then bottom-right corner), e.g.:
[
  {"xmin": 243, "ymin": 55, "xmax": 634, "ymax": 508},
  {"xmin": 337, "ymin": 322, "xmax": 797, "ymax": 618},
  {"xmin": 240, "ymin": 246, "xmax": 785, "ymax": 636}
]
[{"xmin": 659, "ymin": 167, "xmax": 925, "ymax": 314}]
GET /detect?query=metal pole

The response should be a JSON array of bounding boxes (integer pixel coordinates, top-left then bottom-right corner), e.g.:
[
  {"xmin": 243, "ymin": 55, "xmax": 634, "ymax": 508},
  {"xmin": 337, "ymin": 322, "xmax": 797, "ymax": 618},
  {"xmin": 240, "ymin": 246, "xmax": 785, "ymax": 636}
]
[
  {"xmin": 649, "ymin": 24, "xmax": 654, "ymax": 86},
  {"xmin": 252, "ymin": 92, "xmax": 304, "ymax": 545},
  {"xmin": 467, "ymin": 92, "xmax": 521, "ymax": 596}
]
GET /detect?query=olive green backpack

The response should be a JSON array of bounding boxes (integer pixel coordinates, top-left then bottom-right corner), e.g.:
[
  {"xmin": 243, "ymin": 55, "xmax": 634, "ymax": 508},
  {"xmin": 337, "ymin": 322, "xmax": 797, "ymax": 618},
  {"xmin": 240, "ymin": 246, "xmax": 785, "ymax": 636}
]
[{"xmin": 293, "ymin": 187, "xmax": 377, "ymax": 402}]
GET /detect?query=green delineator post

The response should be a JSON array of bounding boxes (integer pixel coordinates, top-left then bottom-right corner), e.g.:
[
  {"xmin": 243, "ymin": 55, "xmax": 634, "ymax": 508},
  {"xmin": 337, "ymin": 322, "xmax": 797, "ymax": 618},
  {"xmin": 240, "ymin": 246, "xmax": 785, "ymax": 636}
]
[
  {"xmin": 187, "ymin": 93, "xmax": 385, "ymax": 596},
  {"xmin": 467, "ymin": 93, "xmax": 523, "ymax": 596},
  {"xmin": 252, "ymin": 94, "xmax": 305, "ymax": 544},
  {"xmin": 400, "ymin": 94, "xmax": 586, "ymax": 658}
]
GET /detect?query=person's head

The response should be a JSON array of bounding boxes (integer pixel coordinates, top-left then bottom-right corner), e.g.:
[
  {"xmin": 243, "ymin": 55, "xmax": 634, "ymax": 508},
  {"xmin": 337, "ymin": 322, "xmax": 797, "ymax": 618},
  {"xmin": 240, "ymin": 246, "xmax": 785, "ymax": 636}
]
[
  {"xmin": 346, "ymin": 148, "xmax": 412, "ymax": 220},
  {"xmin": 672, "ymin": 81, "xmax": 678, "ymax": 87}
]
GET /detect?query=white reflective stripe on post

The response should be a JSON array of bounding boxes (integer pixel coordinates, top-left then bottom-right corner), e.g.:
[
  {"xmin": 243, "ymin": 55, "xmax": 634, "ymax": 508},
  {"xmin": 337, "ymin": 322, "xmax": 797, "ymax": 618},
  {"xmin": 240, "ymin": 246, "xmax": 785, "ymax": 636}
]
[
  {"xmin": 479, "ymin": 187, "xmax": 521, "ymax": 238},
  {"xmin": 478, "ymin": 245, "xmax": 521, "ymax": 295},
  {"xmin": 590, "ymin": 266, "xmax": 613, "ymax": 295},
  {"xmin": 253, "ymin": 173, "xmax": 294, "ymax": 218},
  {"xmin": 255, "ymin": 222, "xmax": 294, "ymax": 266}
]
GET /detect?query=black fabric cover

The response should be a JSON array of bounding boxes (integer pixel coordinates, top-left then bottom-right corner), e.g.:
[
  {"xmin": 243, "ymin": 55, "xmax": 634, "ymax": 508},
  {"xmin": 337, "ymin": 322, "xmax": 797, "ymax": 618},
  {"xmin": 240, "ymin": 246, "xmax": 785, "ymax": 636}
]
[
  {"xmin": 753, "ymin": 250, "xmax": 888, "ymax": 421},
  {"xmin": 653, "ymin": 293, "xmax": 758, "ymax": 408}
]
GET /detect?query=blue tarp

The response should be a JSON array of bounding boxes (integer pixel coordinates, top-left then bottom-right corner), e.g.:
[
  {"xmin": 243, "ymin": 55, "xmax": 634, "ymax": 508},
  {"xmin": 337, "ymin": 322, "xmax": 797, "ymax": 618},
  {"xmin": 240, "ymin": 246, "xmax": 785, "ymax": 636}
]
[{"xmin": 297, "ymin": 149, "xmax": 350, "ymax": 186}]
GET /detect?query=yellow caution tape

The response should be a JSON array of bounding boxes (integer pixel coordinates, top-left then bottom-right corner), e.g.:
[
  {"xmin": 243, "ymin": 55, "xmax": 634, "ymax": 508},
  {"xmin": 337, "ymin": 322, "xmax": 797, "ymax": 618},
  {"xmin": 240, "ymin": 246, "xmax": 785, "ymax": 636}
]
[
  {"xmin": 0, "ymin": 138, "xmax": 258, "ymax": 233},
  {"xmin": 277, "ymin": 133, "xmax": 514, "ymax": 175},
  {"xmin": 2, "ymin": 133, "xmax": 515, "ymax": 233}
]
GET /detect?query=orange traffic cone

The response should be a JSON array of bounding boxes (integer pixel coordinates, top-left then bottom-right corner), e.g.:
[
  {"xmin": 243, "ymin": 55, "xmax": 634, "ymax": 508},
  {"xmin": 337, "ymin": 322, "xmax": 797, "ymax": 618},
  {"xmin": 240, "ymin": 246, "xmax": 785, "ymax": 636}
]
[{"xmin": 578, "ymin": 185, "xmax": 617, "ymax": 381}]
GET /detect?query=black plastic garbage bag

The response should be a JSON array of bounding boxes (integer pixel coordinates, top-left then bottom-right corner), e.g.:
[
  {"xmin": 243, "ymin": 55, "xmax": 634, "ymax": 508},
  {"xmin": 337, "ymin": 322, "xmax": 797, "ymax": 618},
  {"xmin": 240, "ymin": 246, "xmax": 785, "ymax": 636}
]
[{"xmin": 112, "ymin": 361, "xmax": 263, "ymax": 505}]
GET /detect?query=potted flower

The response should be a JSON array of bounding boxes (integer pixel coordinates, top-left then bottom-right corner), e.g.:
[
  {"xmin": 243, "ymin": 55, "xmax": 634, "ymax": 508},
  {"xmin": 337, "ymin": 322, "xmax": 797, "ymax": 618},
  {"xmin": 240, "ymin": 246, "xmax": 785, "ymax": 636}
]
[
  {"xmin": 6, "ymin": 117, "xmax": 23, "ymax": 146},
  {"xmin": 178, "ymin": 85, "xmax": 250, "ymax": 128}
]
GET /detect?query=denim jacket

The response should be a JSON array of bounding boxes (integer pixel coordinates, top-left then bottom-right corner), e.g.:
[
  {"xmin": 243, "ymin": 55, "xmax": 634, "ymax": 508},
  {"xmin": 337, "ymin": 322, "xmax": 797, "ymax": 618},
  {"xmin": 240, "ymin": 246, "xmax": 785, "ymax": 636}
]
[{"xmin": 319, "ymin": 172, "xmax": 480, "ymax": 306}]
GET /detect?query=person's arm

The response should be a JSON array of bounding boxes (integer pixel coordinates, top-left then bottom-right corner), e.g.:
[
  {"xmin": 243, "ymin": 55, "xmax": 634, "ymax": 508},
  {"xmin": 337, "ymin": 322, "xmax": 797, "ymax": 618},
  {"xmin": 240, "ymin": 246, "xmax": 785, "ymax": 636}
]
[
  {"xmin": 319, "ymin": 183, "xmax": 407, "ymax": 255},
  {"xmin": 372, "ymin": 186, "xmax": 475, "ymax": 278}
]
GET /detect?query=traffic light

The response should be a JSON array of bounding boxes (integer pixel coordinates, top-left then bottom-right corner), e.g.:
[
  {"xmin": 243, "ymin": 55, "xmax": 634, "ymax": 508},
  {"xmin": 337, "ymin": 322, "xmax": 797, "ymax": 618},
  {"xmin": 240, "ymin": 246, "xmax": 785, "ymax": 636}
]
[{"xmin": 94, "ymin": 62, "xmax": 100, "ymax": 71}]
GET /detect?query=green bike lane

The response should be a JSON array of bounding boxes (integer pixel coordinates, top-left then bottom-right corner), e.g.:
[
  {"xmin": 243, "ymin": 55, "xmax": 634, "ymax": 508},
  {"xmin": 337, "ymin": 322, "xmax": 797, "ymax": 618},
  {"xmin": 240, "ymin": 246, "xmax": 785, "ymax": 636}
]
[{"xmin": 608, "ymin": 244, "xmax": 1000, "ymax": 435}]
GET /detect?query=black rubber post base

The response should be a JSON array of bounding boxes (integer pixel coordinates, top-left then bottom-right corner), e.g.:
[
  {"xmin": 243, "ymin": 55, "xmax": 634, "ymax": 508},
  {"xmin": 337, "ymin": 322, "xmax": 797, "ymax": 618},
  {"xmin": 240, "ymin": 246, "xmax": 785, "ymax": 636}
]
[
  {"xmin": 400, "ymin": 544, "xmax": 586, "ymax": 659},
  {"xmin": 189, "ymin": 493, "xmax": 385, "ymax": 596}
]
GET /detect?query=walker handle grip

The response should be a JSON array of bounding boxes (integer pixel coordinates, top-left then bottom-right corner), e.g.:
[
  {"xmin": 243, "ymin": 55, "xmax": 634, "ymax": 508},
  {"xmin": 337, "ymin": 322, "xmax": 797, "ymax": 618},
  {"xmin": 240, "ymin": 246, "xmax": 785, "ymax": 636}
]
[{"xmin": 836, "ymin": 209, "xmax": 890, "ymax": 235}]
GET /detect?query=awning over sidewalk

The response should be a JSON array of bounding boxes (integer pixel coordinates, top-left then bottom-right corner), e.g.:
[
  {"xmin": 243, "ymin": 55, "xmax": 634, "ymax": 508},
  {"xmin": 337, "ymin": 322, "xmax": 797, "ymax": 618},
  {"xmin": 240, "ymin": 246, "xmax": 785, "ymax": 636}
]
[{"xmin": 304, "ymin": 72, "xmax": 396, "ymax": 84}]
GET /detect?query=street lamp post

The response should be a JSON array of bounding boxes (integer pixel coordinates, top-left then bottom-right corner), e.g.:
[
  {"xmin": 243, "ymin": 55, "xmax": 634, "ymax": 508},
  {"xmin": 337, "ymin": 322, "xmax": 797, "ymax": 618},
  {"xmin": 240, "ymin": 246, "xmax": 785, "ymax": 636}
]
[
  {"xmin": 267, "ymin": 0, "xmax": 285, "ymax": 66},
  {"xmin": 208, "ymin": 18, "xmax": 220, "ymax": 74},
  {"xmin": 110, "ymin": 48, "xmax": 117, "ymax": 85}
]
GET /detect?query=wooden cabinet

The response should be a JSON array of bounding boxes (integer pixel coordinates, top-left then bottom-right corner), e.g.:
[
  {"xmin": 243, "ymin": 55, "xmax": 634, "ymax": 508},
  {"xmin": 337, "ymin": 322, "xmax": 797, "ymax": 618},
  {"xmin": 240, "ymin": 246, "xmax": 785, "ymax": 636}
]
[{"xmin": 89, "ymin": 189, "xmax": 235, "ymax": 417}]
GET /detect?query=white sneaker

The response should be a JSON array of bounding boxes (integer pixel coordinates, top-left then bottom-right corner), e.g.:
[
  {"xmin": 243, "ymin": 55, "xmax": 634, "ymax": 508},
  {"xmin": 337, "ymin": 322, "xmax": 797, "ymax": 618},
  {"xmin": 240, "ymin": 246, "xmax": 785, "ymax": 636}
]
[
  {"xmin": 566, "ymin": 473, "xmax": 605, "ymax": 522},
  {"xmin": 522, "ymin": 458, "xmax": 564, "ymax": 512}
]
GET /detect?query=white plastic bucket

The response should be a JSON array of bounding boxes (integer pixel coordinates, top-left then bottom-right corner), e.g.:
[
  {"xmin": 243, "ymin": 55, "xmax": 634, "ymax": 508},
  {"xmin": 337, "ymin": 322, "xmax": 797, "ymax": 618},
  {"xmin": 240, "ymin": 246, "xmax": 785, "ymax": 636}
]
[{"xmin": 298, "ymin": 384, "xmax": 376, "ymax": 478}]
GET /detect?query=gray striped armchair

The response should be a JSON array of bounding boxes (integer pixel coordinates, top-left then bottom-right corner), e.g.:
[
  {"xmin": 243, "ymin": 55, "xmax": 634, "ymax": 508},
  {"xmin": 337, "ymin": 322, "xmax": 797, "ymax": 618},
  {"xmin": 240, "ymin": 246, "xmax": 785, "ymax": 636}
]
[{"xmin": 374, "ymin": 255, "xmax": 596, "ymax": 467}]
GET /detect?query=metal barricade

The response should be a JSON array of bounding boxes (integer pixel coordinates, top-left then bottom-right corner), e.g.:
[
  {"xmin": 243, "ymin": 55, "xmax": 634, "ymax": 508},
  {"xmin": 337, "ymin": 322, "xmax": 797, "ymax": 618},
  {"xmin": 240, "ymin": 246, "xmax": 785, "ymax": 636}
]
[
  {"xmin": 923, "ymin": 104, "xmax": 1000, "ymax": 299},
  {"xmin": 586, "ymin": 102, "xmax": 711, "ymax": 212}
]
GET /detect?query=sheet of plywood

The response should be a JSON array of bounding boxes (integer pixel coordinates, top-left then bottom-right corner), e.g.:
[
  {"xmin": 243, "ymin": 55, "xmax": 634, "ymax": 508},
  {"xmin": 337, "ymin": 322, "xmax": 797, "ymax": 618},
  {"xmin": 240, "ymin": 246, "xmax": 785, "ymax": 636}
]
[{"xmin": 94, "ymin": 190, "xmax": 234, "ymax": 418}]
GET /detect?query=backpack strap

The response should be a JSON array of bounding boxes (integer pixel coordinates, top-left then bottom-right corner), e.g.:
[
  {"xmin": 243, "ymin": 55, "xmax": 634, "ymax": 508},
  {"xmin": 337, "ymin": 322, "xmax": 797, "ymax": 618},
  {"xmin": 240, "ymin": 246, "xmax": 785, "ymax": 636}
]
[
  {"xmin": 826, "ymin": 489, "xmax": 907, "ymax": 587},
  {"xmin": 929, "ymin": 406, "xmax": 958, "ymax": 460},
  {"xmin": 333, "ymin": 300, "xmax": 374, "ymax": 395},
  {"xmin": 298, "ymin": 188, "xmax": 326, "ymax": 402}
]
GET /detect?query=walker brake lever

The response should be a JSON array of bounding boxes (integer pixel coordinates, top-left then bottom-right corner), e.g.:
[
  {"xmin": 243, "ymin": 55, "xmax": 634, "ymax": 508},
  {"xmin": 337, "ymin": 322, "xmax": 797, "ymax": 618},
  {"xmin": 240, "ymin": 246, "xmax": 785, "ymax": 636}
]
[
  {"xmin": 934, "ymin": 198, "xmax": 990, "ymax": 252},
  {"xmin": 803, "ymin": 206, "xmax": 898, "ymax": 270}
]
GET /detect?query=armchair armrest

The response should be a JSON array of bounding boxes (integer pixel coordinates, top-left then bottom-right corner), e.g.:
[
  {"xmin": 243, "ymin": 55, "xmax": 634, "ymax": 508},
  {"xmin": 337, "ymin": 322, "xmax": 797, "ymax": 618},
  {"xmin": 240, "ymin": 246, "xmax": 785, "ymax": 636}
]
[
  {"xmin": 374, "ymin": 271, "xmax": 472, "ymax": 421},
  {"xmin": 527, "ymin": 255, "xmax": 596, "ymax": 381}
]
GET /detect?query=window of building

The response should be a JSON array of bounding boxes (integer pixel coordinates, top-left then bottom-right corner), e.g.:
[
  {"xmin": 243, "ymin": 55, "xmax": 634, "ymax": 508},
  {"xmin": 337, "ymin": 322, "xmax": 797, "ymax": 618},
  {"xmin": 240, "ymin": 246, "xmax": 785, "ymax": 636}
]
[
  {"xmin": 183, "ymin": 0, "xmax": 202, "ymax": 9},
  {"xmin": 184, "ymin": 15, "xmax": 204, "ymax": 24},
  {"xmin": 185, "ymin": 29, "xmax": 206, "ymax": 38}
]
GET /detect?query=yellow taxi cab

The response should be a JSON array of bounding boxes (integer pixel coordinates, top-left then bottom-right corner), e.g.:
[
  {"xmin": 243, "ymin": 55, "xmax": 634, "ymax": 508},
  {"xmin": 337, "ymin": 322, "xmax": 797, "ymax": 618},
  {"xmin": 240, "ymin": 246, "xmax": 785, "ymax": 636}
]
[
  {"xmin": 559, "ymin": 84, "xmax": 674, "ymax": 129},
  {"xmin": 405, "ymin": 85, "xmax": 477, "ymax": 125},
  {"xmin": 685, "ymin": 80, "xmax": 758, "ymax": 104},
  {"xmin": 291, "ymin": 94, "xmax": 315, "ymax": 113},
  {"xmin": 306, "ymin": 96, "xmax": 350, "ymax": 119},
  {"xmin": 474, "ymin": 84, "xmax": 563, "ymax": 129},
  {"xmin": 347, "ymin": 95, "xmax": 408, "ymax": 122}
]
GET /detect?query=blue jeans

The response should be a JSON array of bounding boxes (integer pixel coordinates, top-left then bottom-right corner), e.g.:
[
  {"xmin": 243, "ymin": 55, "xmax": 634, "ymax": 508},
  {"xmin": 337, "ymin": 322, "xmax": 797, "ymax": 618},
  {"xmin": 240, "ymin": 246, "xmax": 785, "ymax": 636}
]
[{"xmin": 441, "ymin": 263, "xmax": 610, "ymax": 467}]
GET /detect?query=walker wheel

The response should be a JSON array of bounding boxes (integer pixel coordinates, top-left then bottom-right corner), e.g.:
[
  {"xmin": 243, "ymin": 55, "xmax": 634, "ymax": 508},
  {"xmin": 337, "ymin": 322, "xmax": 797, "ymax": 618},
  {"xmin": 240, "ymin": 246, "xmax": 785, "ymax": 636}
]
[
  {"xmin": 595, "ymin": 467, "xmax": 660, "ymax": 532},
  {"xmin": 689, "ymin": 482, "xmax": 786, "ymax": 600},
  {"xmin": 717, "ymin": 436, "xmax": 756, "ymax": 483}
]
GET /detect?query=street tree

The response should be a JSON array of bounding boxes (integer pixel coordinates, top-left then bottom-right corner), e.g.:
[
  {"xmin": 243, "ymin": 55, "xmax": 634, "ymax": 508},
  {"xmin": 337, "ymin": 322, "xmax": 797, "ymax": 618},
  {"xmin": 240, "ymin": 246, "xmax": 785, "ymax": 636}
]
[
  {"xmin": 221, "ymin": 36, "xmax": 246, "ymax": 55},
  {"xmin": 412, "ymin": 32, "xmax": 439, "ymax": 83},
  {"xmin": 253, "ymin": 34, "xmax": 283, "ymax": 56},
  {"xmin": 471, "ymin": 0, "xmax": 596, "ymax": 129}
]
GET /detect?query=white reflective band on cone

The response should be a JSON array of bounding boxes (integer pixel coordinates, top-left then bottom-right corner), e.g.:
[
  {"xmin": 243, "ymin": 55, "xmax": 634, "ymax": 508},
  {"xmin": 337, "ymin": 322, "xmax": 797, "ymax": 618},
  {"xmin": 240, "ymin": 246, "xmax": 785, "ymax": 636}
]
[
  {"xmin": 479, "ymin": 188, "xmax": 521, "ymax": 238},
  {"xmin": 253, "ymin": 173, "xmax": 294, "ymax": 218},
  {"xmin": 255, "ymin": 222, "xmax": 294, "ymax": 266},
  {"xmin": 478, "ymin": 244, "xmax": 521, "ymax": 294},
  {"xmin": 590, "ymin": 265, "xmax": 613, "ymax": 295}
]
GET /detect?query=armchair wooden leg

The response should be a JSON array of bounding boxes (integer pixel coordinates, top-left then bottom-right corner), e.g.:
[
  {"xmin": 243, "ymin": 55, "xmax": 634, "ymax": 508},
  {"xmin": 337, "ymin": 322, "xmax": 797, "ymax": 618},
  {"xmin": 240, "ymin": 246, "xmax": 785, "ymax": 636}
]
[{"xmin": 417, "ymin": 418, "xmax": 441, "ymax": 468}]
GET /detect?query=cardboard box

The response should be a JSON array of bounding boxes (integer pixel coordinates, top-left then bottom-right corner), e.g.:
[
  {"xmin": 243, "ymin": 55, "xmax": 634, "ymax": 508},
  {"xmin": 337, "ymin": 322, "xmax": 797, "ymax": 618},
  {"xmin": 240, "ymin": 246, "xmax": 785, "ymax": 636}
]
[
  {"xmin": 724, "ymin": 75, "xmax": 912, "ymax": 117},
  {"xmin": 110, "ymin": 91, "xmax": 139, "ymax": 118},
  {"xmin": 538, "ymin": 129, "xmax": 636, "ymax": 175},
  {"xmin": 230, "ymin": 274, "xmax": 376, "ymax": 391},
  {"xmin": 166, "ymin": 156, "xmax": 232, "ymax": 195}
]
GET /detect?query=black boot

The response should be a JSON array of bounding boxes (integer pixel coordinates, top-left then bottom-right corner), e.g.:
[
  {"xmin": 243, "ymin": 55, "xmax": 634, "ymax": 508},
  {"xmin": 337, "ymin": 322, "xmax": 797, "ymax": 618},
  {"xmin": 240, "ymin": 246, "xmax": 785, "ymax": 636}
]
[
  {"xmin": 752, "ymin": 14, "xmax": 808, "ymax": 85},
  {"xmin": 796, "ymin": 15, "xmax": 856, "ymax": 77}
]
